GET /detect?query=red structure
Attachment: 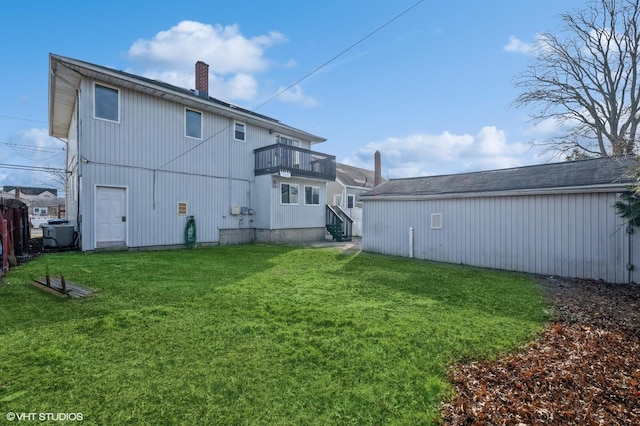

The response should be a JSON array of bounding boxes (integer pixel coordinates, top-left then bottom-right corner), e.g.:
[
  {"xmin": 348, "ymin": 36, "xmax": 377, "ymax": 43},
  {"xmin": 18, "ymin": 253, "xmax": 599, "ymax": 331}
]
[{"xmin": 0, "ymin": 198, "xmax": 30, "ymax": 276}]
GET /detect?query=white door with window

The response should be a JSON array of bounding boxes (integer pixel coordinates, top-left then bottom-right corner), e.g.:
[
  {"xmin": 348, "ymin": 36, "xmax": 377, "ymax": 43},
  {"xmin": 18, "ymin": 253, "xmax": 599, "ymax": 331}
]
[{"xmin": 96, "ymin": 186, "xmax": 127, "ymax": 248}]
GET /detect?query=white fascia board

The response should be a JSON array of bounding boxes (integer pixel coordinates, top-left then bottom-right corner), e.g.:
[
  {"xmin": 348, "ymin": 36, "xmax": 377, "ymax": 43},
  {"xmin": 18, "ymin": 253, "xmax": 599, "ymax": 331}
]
[{"xmin": 51, "ymin": 55, "xmax": 325, "ymax": 144}]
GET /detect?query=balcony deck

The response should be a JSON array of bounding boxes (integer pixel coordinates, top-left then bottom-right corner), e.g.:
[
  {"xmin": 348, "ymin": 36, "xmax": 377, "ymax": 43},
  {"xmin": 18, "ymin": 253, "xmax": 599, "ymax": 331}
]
[{"xmin": 255, "ymin": 144, "xmax": 336, "ymax": 181}]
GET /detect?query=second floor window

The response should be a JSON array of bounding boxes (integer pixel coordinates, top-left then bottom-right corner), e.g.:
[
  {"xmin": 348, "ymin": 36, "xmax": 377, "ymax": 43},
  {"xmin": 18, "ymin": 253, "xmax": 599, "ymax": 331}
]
[
  {"xmin": 234, "ymin": 121, "xmax": 245, "ymax": 141},
  {"xmin": 186, "ymin": 109, "xmax": 202, "ymax": 139},
  {"xmin": 94, "ymin": 84, "xmax": 119, "ymax": 122}
]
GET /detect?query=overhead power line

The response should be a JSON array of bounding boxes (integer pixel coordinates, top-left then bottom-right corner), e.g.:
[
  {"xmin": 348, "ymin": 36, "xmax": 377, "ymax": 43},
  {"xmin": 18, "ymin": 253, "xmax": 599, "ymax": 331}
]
[
  {"xmin": 0, "ymin": 163, "xmax": 64, "ymax": 172},
  {"xmin": 253, "ymin": 0, "xmax": 425, "ymax": 111},
  {"xmin": 0, "ymin": 114, "xmax": 47, "ymax": 124},
  {"xmin": 156, "ymin": 0, "xmax": 424, "ymax": 171},
  {"xmin": 0, "ymin": 142, "xmax": 65, "ymax": 153}
]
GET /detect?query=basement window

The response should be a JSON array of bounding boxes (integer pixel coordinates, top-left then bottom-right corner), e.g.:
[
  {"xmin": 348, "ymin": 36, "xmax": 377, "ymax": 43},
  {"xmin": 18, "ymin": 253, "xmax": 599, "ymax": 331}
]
[
  {"xmin": 177, "ymin": 202, "xmax": 188, "ymax": 215},
  {"xmin": 431, "ymin": 213, "xmax": 443, "ymax": 229}
]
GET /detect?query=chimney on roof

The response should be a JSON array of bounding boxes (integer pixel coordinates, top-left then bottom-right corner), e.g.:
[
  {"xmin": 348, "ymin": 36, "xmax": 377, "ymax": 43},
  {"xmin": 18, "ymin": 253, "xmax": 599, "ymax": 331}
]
[
  {"xmin": 374, "ymin": 151, "xmax": 382, "ymax": 187},
  {"xmin": 195, "ymin": 61, "xmax": 209, "ymax": 98},
  {"xmin": 15, "ymin": 187, "xmax": 21, "ymax": 200}
]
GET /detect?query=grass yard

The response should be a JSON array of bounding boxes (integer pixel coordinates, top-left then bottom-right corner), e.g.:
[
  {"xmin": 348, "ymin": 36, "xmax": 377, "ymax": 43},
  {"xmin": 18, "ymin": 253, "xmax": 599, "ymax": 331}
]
[{"xmin": 0, "ymin": 245, "xmax": 548, "ymax": 424}]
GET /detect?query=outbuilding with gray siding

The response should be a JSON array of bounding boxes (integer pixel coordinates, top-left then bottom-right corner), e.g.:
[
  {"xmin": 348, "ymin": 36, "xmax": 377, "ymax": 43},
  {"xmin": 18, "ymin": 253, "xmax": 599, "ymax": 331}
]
[{"xmin": 361, "ymin": 156, "xmax": 639, "ymax": 283}]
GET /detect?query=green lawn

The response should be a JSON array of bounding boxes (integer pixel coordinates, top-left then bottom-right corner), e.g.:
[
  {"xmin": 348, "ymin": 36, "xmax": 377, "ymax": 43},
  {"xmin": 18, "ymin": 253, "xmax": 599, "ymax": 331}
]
[{"xmin": 0, "ymin": 245, "xmax": 548, "ymax": 424}]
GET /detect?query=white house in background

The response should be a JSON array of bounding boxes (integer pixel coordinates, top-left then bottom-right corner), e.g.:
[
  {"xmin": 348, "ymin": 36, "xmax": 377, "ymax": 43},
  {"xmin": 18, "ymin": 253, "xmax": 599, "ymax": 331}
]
[
  {"xmin": 1, "ymin": 186, "xmax": 65, "ymax": 227},
  {"xmin": 361, "ymin": 156, "xmax": 640, "ymax": 283},
  {"xmin": 327, "ymin": 162, "xmax": 381, "ymax": 236},
  {"xmin": 49, "ymin": 54, "xmax": 337, "ymax": 251}
]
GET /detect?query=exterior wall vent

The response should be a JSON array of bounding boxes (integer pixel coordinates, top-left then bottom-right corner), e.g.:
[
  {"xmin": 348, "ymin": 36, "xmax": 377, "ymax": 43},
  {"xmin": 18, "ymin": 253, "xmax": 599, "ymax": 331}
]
[
  {"xmin": 431, "ymin": 213, "xmax": 442, "ymax": 229},
  {"xmin": 177, "ymin": 202, "xmax": 188, "ymax": 215}
]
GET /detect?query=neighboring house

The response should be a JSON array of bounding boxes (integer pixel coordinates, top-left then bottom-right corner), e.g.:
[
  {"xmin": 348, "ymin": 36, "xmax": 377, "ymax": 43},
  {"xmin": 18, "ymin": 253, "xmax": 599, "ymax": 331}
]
[
  {"xmin": 327, "ymin": 163, "xmax": 381, "ymax": 236},
  {"xmin": 49, "ymin": 54, "xmax": 337, "ymax": 251},
  {"xmin": 1, "ymin": 186, "xmax": 64, "ymax": 227},
  {"xmin": 361, "ymin": 156, "xmax": 640, "ymax": 283}
]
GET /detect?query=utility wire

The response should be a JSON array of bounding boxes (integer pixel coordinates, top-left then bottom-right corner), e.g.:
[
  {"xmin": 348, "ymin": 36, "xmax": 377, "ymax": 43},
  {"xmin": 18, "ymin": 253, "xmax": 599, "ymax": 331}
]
[
  {"xmin": 156, "ymin": 0, "xmax": 424, "ymax": 171},
  {"xmin": 253, "ymin": 0, "xmax": 425, "ymax": 111},
  {"xmin": 0, "ymin": 114, "xmax": 47, "ymax": 124},
  {"xmin": 1, "ymin": 142, "xmax": 65, "ymax": 153},
  {"xmin": 0, "ymin": 163, "xmax": 64, "ymax": 172}
]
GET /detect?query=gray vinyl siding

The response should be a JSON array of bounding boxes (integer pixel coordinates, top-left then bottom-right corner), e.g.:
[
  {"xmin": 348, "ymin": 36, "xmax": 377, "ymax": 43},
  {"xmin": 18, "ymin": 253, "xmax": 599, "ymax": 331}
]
[
  {"xmin": 363, "ymin": 192, "xmax": 636, "ymax": 283},
  {"xmin": 270, "ymin": 176, "xmax": 326, "ymax": 229},
  {"xmin": 73, "ymin": 77, "xmax": 326, "ymax": 250}
]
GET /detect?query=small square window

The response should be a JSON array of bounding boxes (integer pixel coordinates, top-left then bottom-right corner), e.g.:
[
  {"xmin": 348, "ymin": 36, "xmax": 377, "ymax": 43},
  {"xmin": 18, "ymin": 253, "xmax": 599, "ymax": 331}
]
[
  {"xmin": 281, "ymin": 183, "xmax": 299, "ymax": 204},
  {"xmin": 186, "ymin": 109, "xmax": 202, "ymax": 139},
  {"xmin": 234, "ymin": 121, "xmax": 246, "ymax": 141},
  {"xmin": 305, "ymin": 186, "xmax": 320, "ymax": 205},
  {"xmin": 95, "ymin": 84, "xmax": 119, "ymax": 122}
]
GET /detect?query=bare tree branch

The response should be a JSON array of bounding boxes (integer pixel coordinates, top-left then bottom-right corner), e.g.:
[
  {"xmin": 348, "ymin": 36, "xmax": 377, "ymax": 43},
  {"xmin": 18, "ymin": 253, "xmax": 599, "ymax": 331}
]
[{"xmin": 513, "ymin": 0, "xmax": 640, "ymax": 158}]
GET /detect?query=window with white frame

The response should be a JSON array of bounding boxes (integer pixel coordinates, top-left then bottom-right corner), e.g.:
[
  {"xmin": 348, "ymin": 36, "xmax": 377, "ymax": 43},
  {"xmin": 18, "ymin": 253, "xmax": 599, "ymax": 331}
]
[
  {"xmin": 281, "ymin": 183, "xmax": 299, "ymax": 204},
  {"xmin": 304, "ymin": 186, "xmax": 320, "ymax": 205},
  {"xmin": 185, "ymin": 109, "xmax": 202, "ymax": 139},
  {"xmin": 276, "ymin": 134, "xmax": 301, "ymax": 146},
  {"xmin": 431, "ymin": 213, "xmax": 443, "ymax": 229},
  {"xmin": 347, "ymin": 194, "xmax": 355, "ymax": 209},
  {"xmin": 94, "ymin": 83, "xmax": 119, "ymax": 122},
  {"xmin": 234, "ymin": 121, "xmax": 246, "ymax": 141}
]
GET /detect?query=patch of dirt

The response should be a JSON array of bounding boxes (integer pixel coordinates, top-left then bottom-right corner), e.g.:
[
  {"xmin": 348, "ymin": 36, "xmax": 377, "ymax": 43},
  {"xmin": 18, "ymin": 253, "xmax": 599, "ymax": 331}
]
[{"xmin": 441, "ymin": 277, "xmax": 640, "ymax": 425}]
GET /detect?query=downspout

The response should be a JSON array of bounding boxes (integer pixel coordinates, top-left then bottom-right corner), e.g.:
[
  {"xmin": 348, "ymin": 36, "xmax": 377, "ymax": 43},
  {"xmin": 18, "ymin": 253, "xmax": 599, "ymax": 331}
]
[
  {"xmin": 627, "ymin": 225, "xmax": 634, "ymax": 283},
  {"xmin": 75, "ymin": 85, "xmax": 82, "ymax": 248}
]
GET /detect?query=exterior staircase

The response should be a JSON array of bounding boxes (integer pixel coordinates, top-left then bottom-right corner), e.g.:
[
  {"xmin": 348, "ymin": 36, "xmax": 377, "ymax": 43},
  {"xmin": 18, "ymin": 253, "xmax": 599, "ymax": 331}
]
[{"xmin": 326, "ymin": 205, "xmax": 353, "ymax": 242}]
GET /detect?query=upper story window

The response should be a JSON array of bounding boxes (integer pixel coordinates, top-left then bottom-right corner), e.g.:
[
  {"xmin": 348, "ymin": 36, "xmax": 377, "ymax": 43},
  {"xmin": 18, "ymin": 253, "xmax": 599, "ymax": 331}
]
[
  {"xmin": 94, "ymin": 83, "xmax": 119, "ymax": 122},
  {"xmin": 276, "ymin": 134, "xmax": 301, "ymax": 147},
  {"xmin": 304, "ymin": 186, "xmax": 320, "ymax": 205},
  {"xmin": 234, "ymin": 121, "xmax": 246, "ymax": 141},
  {"xmin": 281, "ymin": 183, "xmax": 299, "ymax": 205},
  {"xmin": 185, "ymin": 109, "xmax": 202, "ymax": 139}
]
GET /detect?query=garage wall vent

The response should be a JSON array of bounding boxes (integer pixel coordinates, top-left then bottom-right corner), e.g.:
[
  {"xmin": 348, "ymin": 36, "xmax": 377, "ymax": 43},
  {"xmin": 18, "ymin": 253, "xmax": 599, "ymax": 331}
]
[
  {"xmin": 177, "ymin": 202, "xmax": 188, "ymax": 215},
  {"xmin": 431, "ymin": 213, "xmax": 442, "ymax": 229}
]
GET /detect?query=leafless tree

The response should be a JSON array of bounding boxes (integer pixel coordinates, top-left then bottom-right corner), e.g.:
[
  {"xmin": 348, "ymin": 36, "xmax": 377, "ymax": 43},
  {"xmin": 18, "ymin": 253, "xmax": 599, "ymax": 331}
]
[{"xmin": 514, "ymin": 0, "xmax": 640, "ymax": 158}]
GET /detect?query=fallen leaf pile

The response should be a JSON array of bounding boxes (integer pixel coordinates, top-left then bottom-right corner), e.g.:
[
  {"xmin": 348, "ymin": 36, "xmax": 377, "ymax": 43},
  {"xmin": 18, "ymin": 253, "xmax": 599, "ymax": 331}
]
[{"xmin": 441, "ymin": 277, "xmax": 640, "ymax": 425}]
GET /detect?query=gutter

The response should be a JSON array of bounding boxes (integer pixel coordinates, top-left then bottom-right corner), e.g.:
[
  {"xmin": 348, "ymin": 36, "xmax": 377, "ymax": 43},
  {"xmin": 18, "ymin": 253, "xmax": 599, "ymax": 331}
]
[{"xmin": 360, "ymin": 183, "xmax": 632, "ymax": 201}]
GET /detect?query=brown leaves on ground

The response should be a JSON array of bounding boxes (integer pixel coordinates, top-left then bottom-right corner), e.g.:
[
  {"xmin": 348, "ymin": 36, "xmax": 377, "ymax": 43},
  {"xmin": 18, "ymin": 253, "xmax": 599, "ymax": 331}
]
[{"xmin": 441, "ymin": 277, "xmax": 640, "ymax": 425}]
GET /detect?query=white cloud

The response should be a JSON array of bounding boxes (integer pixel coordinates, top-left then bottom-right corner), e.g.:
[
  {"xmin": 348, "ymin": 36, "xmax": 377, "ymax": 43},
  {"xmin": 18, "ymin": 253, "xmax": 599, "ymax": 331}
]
[
  {"xmin": 503, "ymin": 35, "xmax": 535, "ymax": 54},
  {"xmin": 275, "ymin": 85, "xmax": 318, "ymax": 108},
  {"xmin": 127, "ymin": 21, "xmax": 287, "ymax": 102},
  {"xmin": 344, "ymin": 126, "xmax": 535, "ymax": 178}
]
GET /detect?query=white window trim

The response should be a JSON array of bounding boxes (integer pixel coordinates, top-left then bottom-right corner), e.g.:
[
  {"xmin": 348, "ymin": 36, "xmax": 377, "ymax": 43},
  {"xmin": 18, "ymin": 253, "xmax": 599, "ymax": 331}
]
[
  {"xmin": 280, "ymin": 183, "xmax": 299, "ymax": 205},
  {"xmin": 185, "ymin": 108, "xmax": 203, "ymax": 140},
  {"xmin": 347, "ymin": 194, "xmax": 355, "ymax": 209},
  {"xmin": 93, "ymin": 82, "xmax": 120, "ymax": 123},
  {"xmin": 234, "ymin": 121, "xmax": 246, "ymax": 142},
  {"xmin": 304, "ymin": 185, "xmax": 321, "ymax": 206},
  {"xmin": 431, "ymin": 213, "xmax": 443, "ymax": 229},
  {"xmin": 275, "ymin": 134, "xmax": 301, "ymax": 146}
]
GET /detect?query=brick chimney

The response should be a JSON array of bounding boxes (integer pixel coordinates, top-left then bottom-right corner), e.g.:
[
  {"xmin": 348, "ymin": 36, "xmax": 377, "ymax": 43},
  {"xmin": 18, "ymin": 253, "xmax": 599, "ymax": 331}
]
[
  {"xmin": 374, "ymin": 151, "xmax": 382, "ymax": 187},
  {"xmin": 195, "ymin": 61, "xmax": 209, "ymax": 98},
  {"xmin": 14, "ymin": 187, "xmax": 21, "ymax": 200}
]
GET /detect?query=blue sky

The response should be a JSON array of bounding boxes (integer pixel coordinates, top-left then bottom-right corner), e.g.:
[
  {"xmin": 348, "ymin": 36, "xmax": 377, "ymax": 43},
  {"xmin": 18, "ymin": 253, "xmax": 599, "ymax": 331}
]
[{"xmin": 0, "ymin": 0, "xmax": 586, "ymax": 191}]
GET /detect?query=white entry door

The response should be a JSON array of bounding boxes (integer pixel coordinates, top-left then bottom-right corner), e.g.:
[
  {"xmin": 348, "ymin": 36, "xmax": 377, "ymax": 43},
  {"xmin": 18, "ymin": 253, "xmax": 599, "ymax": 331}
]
[{"xmin": 96, "ymin": 186, "xmax": 127, "ymax": 248}]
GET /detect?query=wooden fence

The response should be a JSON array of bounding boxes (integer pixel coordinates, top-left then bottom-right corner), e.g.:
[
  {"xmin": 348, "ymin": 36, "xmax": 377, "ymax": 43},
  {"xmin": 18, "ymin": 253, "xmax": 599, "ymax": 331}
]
[{"xmin": 1, "ymin": 198, "xmax": 30, "ymax": 276}]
